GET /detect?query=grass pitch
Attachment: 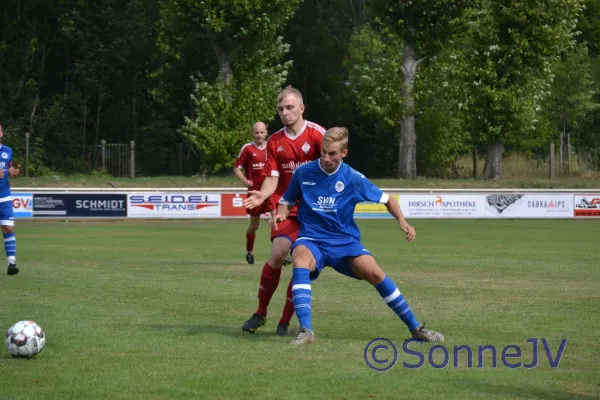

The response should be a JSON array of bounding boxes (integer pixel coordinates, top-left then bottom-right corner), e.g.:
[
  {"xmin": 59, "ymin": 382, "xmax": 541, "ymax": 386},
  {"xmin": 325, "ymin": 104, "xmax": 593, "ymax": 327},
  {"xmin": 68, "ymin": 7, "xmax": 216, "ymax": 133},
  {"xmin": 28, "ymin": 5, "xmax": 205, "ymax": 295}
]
[{"xmin": 1, "ymin": 219, "xmax": 599, "ymax": 400}]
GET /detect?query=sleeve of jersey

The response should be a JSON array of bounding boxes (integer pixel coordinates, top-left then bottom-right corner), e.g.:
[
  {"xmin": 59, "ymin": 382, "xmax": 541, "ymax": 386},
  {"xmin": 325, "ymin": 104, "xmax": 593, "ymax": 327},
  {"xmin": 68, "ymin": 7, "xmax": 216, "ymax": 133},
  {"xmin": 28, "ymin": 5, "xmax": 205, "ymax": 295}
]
[
  {"xmin": 313, "ymin": 129, "xmax": 324, "ymax": 152},
  {"xmin": 279, "ymin": 170, "xmax": 301, "ymax": 206},
  {"xmin": 264, "ymin": 140, "xmax": 279, "ymax": 177},
  {"xmin": 234, "ymin": 147, "xmax": 246, "ymax": 169},
  {"xmin": 356, "ymin": 173, "xmax": 388, "ymax": 204}
]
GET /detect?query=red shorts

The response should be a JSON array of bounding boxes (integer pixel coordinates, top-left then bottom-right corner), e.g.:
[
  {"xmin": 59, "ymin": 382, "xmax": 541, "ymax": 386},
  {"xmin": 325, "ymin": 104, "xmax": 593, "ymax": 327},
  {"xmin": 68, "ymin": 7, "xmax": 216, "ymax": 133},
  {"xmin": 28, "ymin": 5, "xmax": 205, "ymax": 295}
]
[
  {"xmin": 246, "ymin": 201, "xmax": 273, "ymax": 217},
  {"xmin": 271, "ymin": 216, "xmax": 300, "ymax": 243}
]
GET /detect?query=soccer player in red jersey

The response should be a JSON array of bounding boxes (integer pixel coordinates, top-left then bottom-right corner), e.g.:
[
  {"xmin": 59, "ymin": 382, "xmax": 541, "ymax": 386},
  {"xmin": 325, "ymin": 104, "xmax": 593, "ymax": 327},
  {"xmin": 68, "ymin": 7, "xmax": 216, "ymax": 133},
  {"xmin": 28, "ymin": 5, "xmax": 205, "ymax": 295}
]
[
  {"xmin": 242, "ymin": 86, "xmax": 325, "ymax": 336},
  {"xmin": 233, "ymin": 122, "xmax": 270, "ymax": 265}
]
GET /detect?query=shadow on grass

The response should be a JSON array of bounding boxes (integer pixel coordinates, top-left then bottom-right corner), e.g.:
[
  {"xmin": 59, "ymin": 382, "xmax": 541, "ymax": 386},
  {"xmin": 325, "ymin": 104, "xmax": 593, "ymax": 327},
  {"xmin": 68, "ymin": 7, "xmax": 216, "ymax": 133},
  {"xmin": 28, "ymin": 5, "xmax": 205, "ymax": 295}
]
[{"xmin": 139, "ymin": 323, "xmax": 283, "ymax": 342}]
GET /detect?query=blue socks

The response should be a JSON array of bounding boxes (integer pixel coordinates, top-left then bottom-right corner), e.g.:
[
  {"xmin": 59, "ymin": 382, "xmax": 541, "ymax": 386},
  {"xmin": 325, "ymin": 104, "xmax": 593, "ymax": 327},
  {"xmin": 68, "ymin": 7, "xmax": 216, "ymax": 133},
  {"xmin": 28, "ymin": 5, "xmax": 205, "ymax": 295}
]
[
  {"xmin": 3, "ymin": 232, "xmax": 16, "ymax": 265},
  {"xmin": 375, "ymin": 276, "xmax": 420, "ymax": 332},
  {"xmin": 291, "ymin": 268, "xmax": 313, "ymax": 332}
]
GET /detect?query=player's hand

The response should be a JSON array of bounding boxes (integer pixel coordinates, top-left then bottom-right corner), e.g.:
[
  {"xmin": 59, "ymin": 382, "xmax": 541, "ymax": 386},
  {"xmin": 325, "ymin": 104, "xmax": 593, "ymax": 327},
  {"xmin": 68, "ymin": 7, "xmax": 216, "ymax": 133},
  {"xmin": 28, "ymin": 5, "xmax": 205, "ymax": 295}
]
[
  {"xmin": 246, "ymin": 179, "xmax": 254, "ymax": 188},
  {"xmin": 399, "ymin": 222, "xmax": 416, "ymax": 243},
  {"xmin": 269, "ymin": 213, "xmax": 287, "ymax": 230},
  {"xmin": 0, "ymin": 169, "xmax": 4, "ymax": 179},
  {"xmin": 243, "ymin": 190, "xmax": 265, "ymax": 209},
  {"xmin": 8, "ymin": 165, "xmax": 20, "ymax": 178}
]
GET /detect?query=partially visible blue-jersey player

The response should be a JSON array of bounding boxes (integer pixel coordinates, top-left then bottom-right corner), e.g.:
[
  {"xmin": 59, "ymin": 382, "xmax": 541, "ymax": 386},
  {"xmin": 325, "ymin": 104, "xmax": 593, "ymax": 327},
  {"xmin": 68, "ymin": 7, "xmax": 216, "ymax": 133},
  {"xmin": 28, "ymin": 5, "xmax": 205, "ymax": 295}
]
[
  {"xmin": 272, "ymin": 127, "xmax": 444, "ymax": 345},
  {"xmin": 0, "ymin": 124, "xmax": 21, "ymax": 275}
]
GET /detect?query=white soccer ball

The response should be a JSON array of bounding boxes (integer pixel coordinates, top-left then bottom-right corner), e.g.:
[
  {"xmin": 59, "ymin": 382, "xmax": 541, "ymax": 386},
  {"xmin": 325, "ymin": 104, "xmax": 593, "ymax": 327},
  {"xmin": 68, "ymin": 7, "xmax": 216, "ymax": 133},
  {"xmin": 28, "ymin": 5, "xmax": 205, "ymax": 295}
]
[{"xmin": 5, "ymin": 320, "xmax": 46, "ymax": 358}]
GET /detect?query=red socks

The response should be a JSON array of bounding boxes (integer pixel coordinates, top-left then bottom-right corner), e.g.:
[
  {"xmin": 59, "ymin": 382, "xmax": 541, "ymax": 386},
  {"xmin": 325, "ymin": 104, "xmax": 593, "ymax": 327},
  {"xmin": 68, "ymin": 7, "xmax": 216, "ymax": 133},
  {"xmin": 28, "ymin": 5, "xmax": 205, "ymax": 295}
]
[
  {"xmin": 257, "ymin": 262, "xmax": 281, "ymax": 316},
  {"xmin": 246, "ymin": 233, "xmax": 256, "ymax": 253},
  {"xmin": 278, "ymin": 279, "xmax": 295, "ymax": 325}
]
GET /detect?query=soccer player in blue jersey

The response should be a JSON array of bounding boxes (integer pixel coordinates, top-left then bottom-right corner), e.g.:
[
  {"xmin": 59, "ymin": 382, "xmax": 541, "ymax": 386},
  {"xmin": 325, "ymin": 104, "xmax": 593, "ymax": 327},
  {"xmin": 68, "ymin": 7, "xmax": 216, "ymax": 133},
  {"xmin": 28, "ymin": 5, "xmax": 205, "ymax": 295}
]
[
  {"xmin": 271, "ymin": 127, "xmax": 445, "ymax": 345},
  {"xmin": 0, "ymin": 124, "xmax": 21, "ymax": 275}
]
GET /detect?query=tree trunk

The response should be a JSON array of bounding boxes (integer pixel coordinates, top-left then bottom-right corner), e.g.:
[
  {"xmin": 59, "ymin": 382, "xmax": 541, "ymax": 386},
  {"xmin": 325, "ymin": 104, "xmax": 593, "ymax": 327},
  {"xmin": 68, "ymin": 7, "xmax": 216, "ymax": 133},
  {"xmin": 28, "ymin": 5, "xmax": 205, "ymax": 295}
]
[
  {"xmin": 82, "ymin": 86, "xmax": 87, "ymax": 159},
  {"xmin": 482, "ymin": 143, "xmax": 504, "ymax": 180},
  {"xmin": 472, "ymin": 147, "xmax": 478, "ymax": 178},
  {"xmin": 397, "ymin": 38, "xmax": 423, "ymax": 178},
  {"xmin": 207, "ymin": 28, "xmax": 238, "ymax": 85},
  {"xmin": 560, "ymin": 121, "xmax": 565, "ymax": 174}
]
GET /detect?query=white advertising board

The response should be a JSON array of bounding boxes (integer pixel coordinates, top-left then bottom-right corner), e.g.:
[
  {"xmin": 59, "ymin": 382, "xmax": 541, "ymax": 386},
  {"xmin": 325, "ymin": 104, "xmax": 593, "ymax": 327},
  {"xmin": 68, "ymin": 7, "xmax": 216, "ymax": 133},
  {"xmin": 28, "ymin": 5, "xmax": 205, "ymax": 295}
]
[
  {"xmin": 484, "ymin": 193, "xmax": 573, "ymax": 218},
  {"xmin": 127, "ymin": 193, "xmax": 221, "ymax": 218},
  {"xmin": 399, "ymin": 194, "xmax": 486, "ymax": 218}
]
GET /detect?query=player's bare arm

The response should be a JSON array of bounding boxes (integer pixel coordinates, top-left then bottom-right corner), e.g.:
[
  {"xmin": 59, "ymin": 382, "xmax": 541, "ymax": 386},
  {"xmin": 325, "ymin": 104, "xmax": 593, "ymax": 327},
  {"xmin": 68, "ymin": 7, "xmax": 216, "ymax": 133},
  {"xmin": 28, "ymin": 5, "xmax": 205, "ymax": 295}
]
[
  {"xmin": 244, "ymin": 175, "xmax": 278, "ymax": 209},
  {"xmin": 233, "ymin": 166, "xmax": 253, "ymax": 188},
  {"xmin": 384, "ymin": 194, "xmax": 416, "ymax": 242}
]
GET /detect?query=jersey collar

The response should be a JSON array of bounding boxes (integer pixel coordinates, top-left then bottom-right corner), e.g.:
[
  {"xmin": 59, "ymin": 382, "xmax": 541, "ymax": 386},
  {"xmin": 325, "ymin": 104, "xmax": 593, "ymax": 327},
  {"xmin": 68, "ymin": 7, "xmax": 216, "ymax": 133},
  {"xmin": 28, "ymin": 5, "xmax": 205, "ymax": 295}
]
[
  {"xmin": 318, "ymin": 159, "xmax": 343, "ymax": 176},
  {"xmin": 284, "ymin": 121, "xmax": 307, "ymax": 141},
  {"xmin": 252, "ymin": 141, "xmax": 266, "ymax": 150}
]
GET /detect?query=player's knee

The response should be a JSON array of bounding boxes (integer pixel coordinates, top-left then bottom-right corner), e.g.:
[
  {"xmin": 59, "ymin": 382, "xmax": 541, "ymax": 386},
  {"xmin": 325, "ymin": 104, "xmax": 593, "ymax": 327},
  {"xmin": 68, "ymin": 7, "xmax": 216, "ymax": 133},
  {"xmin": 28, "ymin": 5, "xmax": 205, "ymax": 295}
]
[
  {"xmin": 369, "ymin": 268, "xmax": 386, "ymax": 285},
  {"xmin": 1, "ymin": 225, "xmax": 13, "ymax": 234},
  {"xmin": 291, "ymin": 246, "xmax": 313, "ymax": 268}
]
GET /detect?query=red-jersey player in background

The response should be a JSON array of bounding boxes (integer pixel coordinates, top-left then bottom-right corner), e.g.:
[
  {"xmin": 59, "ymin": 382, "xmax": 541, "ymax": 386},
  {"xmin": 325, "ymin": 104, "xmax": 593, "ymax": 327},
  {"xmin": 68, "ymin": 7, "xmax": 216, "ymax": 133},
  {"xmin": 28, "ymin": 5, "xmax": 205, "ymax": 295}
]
[
  {"xmin": 242, "ymin": 86, "xmax": 325, "ymax": 336},
  {"xmin": 233, "ymin": 122, "xmax": 270, "ymax": 265}
]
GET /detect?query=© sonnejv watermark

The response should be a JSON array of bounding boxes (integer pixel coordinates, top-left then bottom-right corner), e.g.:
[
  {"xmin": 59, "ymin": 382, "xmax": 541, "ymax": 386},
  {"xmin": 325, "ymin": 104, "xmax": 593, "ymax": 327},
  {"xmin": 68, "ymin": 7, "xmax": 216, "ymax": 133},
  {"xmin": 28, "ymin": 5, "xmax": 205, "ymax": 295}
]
[{"xmin": 363, "ymin": 338, "xmax": 567, "ymax": 372}]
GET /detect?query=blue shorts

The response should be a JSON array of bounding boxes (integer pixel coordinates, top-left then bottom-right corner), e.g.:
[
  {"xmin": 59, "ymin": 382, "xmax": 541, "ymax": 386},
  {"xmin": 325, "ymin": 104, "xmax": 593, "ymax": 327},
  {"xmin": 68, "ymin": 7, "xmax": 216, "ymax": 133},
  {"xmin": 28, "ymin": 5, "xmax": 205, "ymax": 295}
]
[
  {"xmin": 0, "ymin": 200, "xmax": 14, "ymax": 227},
  {"xmin": 291, "ymin": 238, "xmax": 372, "ymax": 281}
]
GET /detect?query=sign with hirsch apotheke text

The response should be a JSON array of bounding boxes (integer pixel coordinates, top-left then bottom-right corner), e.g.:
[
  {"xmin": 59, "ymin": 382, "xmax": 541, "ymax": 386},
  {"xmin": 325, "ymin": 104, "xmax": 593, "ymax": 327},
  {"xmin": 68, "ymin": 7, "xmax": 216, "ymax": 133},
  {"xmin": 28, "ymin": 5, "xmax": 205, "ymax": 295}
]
[{"xmin": 399, "ymin": 194, "xmax": 485, "ymax": 218}]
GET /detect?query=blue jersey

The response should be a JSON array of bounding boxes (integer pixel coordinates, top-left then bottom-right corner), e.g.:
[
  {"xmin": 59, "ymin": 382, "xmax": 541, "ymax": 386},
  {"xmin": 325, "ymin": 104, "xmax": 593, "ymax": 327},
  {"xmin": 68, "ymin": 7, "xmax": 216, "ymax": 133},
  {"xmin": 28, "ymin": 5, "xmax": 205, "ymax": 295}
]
[
  {"xmin": 280, "ymin": 160, "xmax": 389, "ymax": 243},
  {"xmin": 0, "ymin": 145, "xmax": 13, "ymax": 203}
]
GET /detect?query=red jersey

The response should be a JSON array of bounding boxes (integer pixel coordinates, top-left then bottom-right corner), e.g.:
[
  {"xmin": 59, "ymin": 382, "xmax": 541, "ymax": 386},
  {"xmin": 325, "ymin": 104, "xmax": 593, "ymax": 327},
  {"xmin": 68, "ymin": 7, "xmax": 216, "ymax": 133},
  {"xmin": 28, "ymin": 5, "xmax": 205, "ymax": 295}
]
[
  {"xmin": 235, "ymin": 142, "xmax": 268, "ymax": 190},
  {"xmin": 264, "ymin": 121, "xmax": 326, "ymax": 216}
]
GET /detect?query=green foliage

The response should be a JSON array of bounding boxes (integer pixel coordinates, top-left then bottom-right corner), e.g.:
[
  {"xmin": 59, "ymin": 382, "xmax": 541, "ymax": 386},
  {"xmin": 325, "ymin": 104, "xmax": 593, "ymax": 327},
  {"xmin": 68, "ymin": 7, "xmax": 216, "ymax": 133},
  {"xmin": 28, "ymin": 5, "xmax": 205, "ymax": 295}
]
[
  {"xmin": 545, "ymin": 43, "xmax": 599, "ymax": 138},
  {"xmin": 455, "ymin": 0, "xmax": 585, "ymax": 146},
  {"xmin": 345, "ymin": 27, "xmax": 404, "ymax": 127},
  {"xmin": 372, "ymin": 0, "xmax": 475, "ymax": 55},
  {"xmin": 181, "ymin": 43, "xmax": 292, "ymax": 173}
]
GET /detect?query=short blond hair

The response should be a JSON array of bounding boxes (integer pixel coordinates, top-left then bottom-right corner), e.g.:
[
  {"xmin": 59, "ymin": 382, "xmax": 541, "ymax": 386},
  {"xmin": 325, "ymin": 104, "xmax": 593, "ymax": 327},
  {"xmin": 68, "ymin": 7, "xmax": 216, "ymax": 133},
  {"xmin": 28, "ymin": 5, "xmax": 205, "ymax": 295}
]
[
  {"xmin": 323, "ymin": 127, "xmax": 349, "ymax": 150},
  {"xmin": 277, "ymin": 85, "xmax": 303, "ymax": 104}
]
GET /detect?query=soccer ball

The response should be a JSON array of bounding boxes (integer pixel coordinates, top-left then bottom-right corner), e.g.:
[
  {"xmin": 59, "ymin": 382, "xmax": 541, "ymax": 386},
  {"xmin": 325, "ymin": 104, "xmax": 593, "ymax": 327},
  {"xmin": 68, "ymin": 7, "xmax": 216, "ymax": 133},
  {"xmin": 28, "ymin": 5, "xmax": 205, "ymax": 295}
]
[{"xmin": 5, "ymin": 320, "xmax": 46, "ymax": 358}]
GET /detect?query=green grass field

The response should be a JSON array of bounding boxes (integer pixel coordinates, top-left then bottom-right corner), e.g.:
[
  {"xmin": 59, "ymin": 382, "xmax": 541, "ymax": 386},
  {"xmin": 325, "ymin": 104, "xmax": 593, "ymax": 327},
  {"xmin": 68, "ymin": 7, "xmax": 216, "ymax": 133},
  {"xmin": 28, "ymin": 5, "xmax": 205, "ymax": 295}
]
[{"xmin": 1, "ymin": 219, "xmax": 599, "ymax": 400}]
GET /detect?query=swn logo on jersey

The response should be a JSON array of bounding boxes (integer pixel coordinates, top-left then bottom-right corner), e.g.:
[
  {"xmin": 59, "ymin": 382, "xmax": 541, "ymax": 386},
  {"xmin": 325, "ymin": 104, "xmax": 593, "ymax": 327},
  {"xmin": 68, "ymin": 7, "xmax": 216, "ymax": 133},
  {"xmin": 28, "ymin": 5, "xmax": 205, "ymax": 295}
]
[
  {"xmin": 313, "ymin": 196, "xmax": 337, "ymax": 213},
  {"xmin": 281, "ymin": 160, "xmax": 310, "ymax": 172},
  {"xmin": 130, "ymin": 195, "xmax": 218, "ymax": 211},
  {"xmin": 317, "ymin": 196, "xmax": 335, "ymax": 206},
  {"xmin": 252, "ymin": 162, "xmax": 265, "ymax": 169}
]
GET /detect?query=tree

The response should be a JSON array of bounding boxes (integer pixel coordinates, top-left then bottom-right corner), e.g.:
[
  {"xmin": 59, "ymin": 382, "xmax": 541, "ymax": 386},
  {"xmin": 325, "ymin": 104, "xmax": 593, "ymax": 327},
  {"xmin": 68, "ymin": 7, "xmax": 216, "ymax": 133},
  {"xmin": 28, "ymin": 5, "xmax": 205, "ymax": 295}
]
[
  {"xmin": 456, "ymin": 0, "xmax": 585, "ymax": 179},
  {"xmin": 546, "ymin": 43, "xmax": 598, "ymax": 173},
  {"xmin": 368, "ymin": 0, "xmax": 474, "ymax": 178},
  {"xmin": 160, "ymin": 0, "xmax": 301, "ymax": 173}
]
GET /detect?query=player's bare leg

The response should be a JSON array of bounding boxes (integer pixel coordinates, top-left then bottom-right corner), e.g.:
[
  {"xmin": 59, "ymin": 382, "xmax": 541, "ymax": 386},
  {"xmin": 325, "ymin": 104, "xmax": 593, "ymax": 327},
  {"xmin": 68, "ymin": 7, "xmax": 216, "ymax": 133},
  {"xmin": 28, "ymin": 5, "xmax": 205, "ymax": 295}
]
[
  {"xmin": 3, "ymin": 225, "xmax": 18, "ymax": 276},
  {"xmin": 242, "ymin": 237, "xmax": 290, "ymax": 333},
  {"xmin": 245, "ymin": 216, "xmax": 260, "ymax": 265},
  {"xmin": 349, "ymin": 255, "xmax": 444, "ymax": 342}
]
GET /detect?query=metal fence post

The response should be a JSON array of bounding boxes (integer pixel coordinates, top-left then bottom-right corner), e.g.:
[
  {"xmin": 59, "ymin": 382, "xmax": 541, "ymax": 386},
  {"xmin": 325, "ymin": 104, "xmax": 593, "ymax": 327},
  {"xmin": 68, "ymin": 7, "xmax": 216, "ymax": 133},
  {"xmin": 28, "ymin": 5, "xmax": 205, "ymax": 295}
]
[
  {"xmin": 550, "ymin": 143, "xmax": 556, "ymax": 179},
  {"xmin": 130, "ymin": 141, "xmax": 135, "ymax": 178},
  {"xmin": 25, "ymin": 132, "xmax": 30, "ymax": 178},
  {"xmin": 178, "ymin": 143, "xmax": 183, "ymax": 175},
  {"xmin": 101, "ymin": 140, "xmax": 106, "ymax": 172}
]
